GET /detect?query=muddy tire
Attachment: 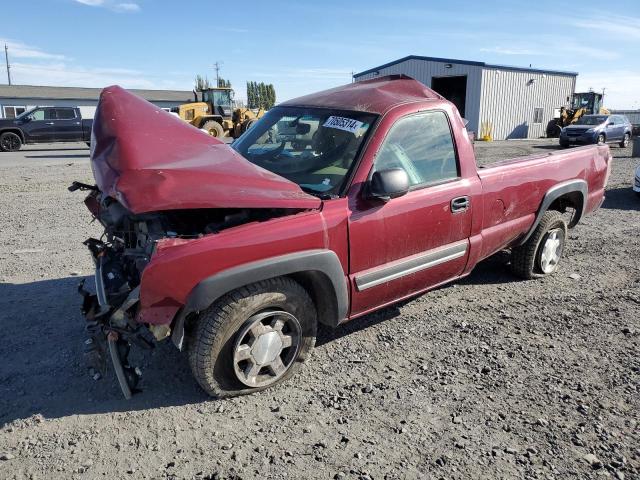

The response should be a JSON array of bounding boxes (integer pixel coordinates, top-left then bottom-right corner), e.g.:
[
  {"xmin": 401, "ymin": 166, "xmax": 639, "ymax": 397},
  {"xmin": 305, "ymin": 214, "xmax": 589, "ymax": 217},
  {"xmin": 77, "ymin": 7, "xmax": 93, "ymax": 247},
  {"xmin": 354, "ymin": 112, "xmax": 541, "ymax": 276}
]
[
  {"xmin": 202, "ymin": 120, "xmax": 224, "ymax": 138},
  {"xmin": 510, "ymin": 210, "xmax": 568, "ymax": 279},
  {"xmin": 187, "ymin": 277, "xmax": 317, "ymax": 398},
  {"xmin": 0, "ymin": 132, "xmax": 22, "ymax": 152}
]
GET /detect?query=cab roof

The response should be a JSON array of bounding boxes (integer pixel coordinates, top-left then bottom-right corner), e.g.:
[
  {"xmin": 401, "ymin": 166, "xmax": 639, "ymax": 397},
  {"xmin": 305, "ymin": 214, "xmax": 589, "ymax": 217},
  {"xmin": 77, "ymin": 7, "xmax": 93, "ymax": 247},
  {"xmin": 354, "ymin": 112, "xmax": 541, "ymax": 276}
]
[{"xmin": 279, "ymin": 75, "xmax": 443, "ymax": 115}]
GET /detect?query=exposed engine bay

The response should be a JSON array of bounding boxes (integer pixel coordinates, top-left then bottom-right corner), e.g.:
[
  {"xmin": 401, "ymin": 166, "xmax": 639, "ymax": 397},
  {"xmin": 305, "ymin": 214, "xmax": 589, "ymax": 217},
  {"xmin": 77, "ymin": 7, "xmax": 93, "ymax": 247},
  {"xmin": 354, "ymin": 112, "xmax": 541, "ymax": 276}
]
[{"xmin": 70, "ymin": 181, "xmax": 297, "ymax": 398}]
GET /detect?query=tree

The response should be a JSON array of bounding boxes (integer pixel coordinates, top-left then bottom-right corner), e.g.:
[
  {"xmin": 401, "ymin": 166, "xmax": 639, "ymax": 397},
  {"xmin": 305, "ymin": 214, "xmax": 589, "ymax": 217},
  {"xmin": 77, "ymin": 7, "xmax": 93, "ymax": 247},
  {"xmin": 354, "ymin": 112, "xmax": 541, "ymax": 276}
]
[
  {"xmin": 217, "ymin": 77, "xmax": 231, "ymax": 88},
  {"xmin": 194, "ymin": 74, "xmax": 211, "ymax": 91},
  {"xmin": 246, "ymin": 81, "xmax": 276, "ymax": 109}
]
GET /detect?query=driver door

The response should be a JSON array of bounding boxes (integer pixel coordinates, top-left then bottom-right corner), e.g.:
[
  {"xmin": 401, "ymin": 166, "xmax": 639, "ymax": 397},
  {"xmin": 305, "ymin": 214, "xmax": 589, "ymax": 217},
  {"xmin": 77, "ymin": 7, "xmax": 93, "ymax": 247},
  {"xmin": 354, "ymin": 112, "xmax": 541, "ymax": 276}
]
[
  {"xmin": 348, "ymin": 110, "xmax": 473, "ymax": 316},
  {"xmin": 19, "ymin": 108, "xmax": 51, "ymax": 143}
]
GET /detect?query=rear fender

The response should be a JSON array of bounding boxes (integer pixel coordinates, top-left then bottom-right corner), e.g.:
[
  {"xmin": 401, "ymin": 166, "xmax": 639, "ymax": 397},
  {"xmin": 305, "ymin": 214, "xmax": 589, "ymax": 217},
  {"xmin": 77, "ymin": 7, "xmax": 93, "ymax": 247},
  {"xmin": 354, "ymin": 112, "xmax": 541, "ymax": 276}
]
[{"xmin": 518, "ymin": 179, "xmax": 587, "ymax": 245}]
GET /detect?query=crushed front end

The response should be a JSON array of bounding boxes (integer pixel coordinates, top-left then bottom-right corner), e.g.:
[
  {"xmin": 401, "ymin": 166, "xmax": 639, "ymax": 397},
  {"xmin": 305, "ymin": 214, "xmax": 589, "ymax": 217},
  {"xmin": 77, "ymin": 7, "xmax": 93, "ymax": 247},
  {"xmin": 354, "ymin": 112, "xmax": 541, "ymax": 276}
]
[
  {"xmin": 72, "ymin": 181, "xmax": 301, "ymax": 398},
  {"xmin": 73, "ymin": 181, "xmax": 160, "ymax": 398}
]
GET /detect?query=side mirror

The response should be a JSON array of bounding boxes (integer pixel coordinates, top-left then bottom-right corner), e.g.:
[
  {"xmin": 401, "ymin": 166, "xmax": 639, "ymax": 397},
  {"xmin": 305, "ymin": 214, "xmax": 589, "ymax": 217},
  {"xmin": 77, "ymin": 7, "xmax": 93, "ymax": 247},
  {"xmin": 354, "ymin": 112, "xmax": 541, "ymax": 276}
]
[{"xmin": 369, "ymin": 168, "xmax": 410, "ymax": 201}]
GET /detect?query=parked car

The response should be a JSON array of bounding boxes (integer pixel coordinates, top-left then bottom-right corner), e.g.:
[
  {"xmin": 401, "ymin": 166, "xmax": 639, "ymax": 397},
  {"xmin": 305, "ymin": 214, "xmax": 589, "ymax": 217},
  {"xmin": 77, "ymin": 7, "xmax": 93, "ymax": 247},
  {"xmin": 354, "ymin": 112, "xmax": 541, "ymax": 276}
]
[
  {"xmin": 560, "ymin": 114, "xmax": 632, "ymax": 148},
  {"xmin": 634, "ymin": 164, "xmax": 640, "ymax": 197},
  {"xmin": 0, "ymin": 106, "xmax": 93, "ymax": 152},
  {"xmin": 74, "ymin": 78, "xmax": 611, "ymax": 399}
]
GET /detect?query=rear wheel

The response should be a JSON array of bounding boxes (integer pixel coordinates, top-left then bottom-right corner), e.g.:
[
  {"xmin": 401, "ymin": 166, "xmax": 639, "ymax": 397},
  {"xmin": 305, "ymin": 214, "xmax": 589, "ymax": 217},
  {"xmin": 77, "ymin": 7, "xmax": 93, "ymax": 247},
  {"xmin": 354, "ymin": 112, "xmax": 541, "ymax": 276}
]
[
  {"xmin": 187, "ymin": 277, "xmax": 317, "ymax": 398},
  {"xmin": 597, "ymin": 133, "xmax": 606, "ymax": 144},
  {"xmin": 0, "ymin": 132, "xmax": 22, "ymax": 152},
  {"xmin": 510, "ymin": 211, "xmax": 567, "ymax": 279},
  {"xmin": 620, "ymin": 133, "xmax": 630, "ymax": 148},
  {"xmin": 201, "ymin": 120, "xmax": 225, "ymax": 138}
]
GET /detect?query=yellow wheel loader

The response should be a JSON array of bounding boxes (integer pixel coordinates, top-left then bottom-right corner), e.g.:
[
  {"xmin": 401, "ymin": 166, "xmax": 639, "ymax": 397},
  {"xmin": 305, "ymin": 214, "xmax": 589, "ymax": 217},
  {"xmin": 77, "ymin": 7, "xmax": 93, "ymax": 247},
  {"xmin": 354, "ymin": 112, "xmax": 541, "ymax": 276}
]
[
  {"xmin": 176, "ymin": 88, "xmax": 264, "ymax": 138},
  {"xmin": 546, "ymin": 91, "xmax": 610, "ymax": 138}
]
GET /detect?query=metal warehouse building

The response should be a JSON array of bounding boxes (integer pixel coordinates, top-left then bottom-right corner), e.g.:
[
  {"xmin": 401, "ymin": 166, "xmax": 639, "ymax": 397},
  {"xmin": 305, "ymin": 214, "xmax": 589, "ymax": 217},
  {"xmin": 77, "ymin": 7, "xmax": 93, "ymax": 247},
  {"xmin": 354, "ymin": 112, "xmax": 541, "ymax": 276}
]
[
  {"xmin": 0, "ymin": 85, "xmax": 194, "ymax": 119},
  {"xmin": 353, "ymin": 55, "xmax": 577, "ymax": 140}
]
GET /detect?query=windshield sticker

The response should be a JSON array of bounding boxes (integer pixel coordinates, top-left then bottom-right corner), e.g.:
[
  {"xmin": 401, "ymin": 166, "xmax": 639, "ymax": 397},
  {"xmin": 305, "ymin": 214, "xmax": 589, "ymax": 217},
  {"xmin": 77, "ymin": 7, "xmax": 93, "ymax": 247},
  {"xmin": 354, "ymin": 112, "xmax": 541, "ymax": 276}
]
[{"xmin": 323, "ymin": 116, "xmax": 364, "ymax": 134}]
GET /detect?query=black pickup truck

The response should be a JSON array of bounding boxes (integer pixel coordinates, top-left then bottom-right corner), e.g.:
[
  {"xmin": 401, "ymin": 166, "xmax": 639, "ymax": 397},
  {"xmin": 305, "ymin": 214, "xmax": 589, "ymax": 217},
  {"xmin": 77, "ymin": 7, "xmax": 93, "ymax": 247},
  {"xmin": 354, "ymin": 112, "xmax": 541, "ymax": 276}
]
[{"xmin": 0, "ymin": 106, "xmax": 93, "ymax": 152}]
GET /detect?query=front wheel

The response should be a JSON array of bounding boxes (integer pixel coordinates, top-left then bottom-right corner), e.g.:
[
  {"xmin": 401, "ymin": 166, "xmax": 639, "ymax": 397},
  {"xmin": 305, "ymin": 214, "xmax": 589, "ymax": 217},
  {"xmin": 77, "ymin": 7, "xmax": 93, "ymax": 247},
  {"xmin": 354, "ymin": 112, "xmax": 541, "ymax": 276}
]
[
  {"xmin": 620, "ymin": 133, "xmax": 630, "ymax": 148},
  {"xmin": 201, "ymin": 120, "xmax": 225, "ymax": 138},
  {"xmin": 510, "ymin": 211, "xmax": 567, "ymax": 279},
  {"xmin": 597, "ymin": 133, "xmax": 606, "ymax": 144},
  {"xmin": 187, "ymin": 277, "xmax": 317, "ymax": 398},
  {"xmin": 0, "ymin": 132, "xmax": 22, "ymax": 152}
]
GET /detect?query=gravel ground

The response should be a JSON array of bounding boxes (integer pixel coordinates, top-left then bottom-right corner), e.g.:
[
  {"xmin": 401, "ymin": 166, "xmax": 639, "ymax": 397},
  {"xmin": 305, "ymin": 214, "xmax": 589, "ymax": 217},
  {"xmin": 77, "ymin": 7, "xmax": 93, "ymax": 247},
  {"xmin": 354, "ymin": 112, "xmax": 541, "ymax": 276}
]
[{"xmin": 0, "ymin": 139, "xmax": 638, "ymax": 480}]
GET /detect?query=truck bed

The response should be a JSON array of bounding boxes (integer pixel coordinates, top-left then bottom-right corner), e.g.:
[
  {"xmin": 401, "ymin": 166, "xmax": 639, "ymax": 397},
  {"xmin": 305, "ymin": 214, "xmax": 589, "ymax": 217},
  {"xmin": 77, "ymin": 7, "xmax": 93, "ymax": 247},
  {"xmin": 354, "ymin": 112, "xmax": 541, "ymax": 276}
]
[{"xmin": 473, "ymin": 143, "xmax": 611, "ymax": 261}]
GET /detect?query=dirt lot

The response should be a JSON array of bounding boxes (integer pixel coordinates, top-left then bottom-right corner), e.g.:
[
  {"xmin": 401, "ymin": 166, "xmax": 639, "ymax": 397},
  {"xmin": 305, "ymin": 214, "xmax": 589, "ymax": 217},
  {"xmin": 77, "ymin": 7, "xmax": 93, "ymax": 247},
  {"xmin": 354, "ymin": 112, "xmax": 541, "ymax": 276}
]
[{"xmin": 0, "ymin": 139, "xmax": 639, "ymax": 480}]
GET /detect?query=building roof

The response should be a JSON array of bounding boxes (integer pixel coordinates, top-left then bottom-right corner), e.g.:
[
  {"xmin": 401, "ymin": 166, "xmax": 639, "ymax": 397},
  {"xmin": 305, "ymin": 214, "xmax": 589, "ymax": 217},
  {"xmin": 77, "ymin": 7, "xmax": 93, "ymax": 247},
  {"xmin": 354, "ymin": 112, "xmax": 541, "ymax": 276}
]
[
  {"xmin": 280, "ymin": 74, "xmax": 443, "ymax": 114},
  {"xmin": 353, "ymin": 55, "xmax": 579, "ymax": 78},
  {"xmin": 0, "ymin": 84, "xmax": 194, "ymax": 102}
]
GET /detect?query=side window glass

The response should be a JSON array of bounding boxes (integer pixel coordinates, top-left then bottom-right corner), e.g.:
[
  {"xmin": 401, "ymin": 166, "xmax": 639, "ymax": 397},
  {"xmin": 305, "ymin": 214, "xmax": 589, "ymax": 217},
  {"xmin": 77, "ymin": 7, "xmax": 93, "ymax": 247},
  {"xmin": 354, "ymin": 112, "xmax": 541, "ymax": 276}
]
[
  {"xmin": 30, "ymin": 109, "xmax": 45, "ymax": 121},
  {"xmin": 45, "ymin": 109, "xmax": 56, "ymax": 120},
  {"xmin": 373, "ymin": 111, "xmax": 459, "ymax": 187},
  {"xmin": 56, "ymin": 108, "xmax": 76, "ymax": 119}
]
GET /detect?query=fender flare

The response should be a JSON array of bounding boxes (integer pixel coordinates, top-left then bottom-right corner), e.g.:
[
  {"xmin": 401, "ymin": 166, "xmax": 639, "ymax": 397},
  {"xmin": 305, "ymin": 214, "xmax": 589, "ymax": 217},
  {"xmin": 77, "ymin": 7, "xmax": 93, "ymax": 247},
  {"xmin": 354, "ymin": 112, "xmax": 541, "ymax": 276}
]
[
  {"xmin": 170, "ymin": 249, "xmax": 349, "ymax": 350},
  {"xmin": 0, "ymin": 128, "xmax": 25, "ymax": 143},
  {"xmin": 518, "ymin": 179, "xmax": 587, "ymax": 246}
]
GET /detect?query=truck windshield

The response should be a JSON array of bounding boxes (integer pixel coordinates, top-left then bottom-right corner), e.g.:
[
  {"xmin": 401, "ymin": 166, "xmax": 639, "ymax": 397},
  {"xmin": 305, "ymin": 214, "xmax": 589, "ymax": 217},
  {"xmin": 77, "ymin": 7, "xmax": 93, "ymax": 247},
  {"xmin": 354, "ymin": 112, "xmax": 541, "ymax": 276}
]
[
  {"xmin": 576, "ymin": 115, "xmax": 607, "ymax": 125},
  {"xmin": 232, "ymin": 106, "xmax": 376, "ymax": 197}
]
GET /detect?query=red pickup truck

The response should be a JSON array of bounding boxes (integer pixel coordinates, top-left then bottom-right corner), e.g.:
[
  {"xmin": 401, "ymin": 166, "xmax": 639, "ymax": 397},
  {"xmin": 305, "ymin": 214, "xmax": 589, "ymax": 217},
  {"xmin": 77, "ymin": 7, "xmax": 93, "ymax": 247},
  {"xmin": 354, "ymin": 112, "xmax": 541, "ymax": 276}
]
[{"xmin": 75, "ymin": 76, "xmax": 611, "ymax": 399}]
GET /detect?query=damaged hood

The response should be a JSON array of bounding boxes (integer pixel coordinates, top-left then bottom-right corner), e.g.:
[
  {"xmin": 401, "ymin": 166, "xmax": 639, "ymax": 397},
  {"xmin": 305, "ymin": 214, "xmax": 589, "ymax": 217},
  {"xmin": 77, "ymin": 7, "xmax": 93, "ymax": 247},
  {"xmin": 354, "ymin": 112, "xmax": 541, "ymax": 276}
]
[{"xmin": 90, "ymin": 86, "xmax": 321, "ymax": 214}]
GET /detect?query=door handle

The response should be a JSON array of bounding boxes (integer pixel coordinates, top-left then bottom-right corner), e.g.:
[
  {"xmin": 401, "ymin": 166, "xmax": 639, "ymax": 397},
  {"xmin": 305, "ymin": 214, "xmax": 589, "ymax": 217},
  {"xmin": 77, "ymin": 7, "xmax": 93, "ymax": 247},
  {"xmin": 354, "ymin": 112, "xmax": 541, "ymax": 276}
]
[
  {"xmin": 45, "ymin": 122, "xmax": 54, "ymax": 125},
  {"xmin": 451, "ymin": 196, "xmax": 470, "ymax": 213}
]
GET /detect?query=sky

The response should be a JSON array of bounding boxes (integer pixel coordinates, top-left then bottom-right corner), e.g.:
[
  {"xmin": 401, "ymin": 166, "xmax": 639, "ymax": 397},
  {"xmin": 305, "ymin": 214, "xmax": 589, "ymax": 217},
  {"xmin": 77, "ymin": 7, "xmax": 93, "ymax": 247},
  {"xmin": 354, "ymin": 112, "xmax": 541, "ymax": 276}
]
[{"xmin": 1, "ymin": 0, "xmax": 639, "ymax": 109}]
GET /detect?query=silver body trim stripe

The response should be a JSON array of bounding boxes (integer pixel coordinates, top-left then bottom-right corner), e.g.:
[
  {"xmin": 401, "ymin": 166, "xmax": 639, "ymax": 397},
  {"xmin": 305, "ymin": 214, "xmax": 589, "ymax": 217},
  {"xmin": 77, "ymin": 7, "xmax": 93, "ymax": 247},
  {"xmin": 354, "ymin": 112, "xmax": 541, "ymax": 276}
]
[{"xmin": 355, "ymin": 241, "xmax": 468, "ymax": 291}]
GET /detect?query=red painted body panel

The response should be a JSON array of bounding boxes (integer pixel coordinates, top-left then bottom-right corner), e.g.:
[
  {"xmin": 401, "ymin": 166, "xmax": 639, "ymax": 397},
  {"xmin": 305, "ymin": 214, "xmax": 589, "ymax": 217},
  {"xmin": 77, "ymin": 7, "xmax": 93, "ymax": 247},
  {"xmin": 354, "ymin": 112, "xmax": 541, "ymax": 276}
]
[
  {"xmin": 137, "ymin": 202, "xmax": 350, "ymax": 325},
  {"xmin": 280, "ymin": 74, "xmax": 443, "ymax": 114},
  {"xmin": 87, "ymin": 78, "xmax": 610, "ymax": 329},
  {"xmin": 91, "ymin": 86, "xmax": 320, "ymax": 214}
]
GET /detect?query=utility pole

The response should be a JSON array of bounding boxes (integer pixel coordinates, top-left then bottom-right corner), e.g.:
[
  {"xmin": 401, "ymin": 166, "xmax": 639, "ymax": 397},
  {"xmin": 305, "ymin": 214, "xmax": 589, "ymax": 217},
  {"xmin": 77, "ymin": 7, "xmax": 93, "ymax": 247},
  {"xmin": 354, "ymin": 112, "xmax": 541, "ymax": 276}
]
[
  {"xmin": 213, "ymin": 61, "xmax": 223, "ymax": 87},
  {"xmin": 4, "ymin": 44, "xmax": 11, "ymax": 86}
]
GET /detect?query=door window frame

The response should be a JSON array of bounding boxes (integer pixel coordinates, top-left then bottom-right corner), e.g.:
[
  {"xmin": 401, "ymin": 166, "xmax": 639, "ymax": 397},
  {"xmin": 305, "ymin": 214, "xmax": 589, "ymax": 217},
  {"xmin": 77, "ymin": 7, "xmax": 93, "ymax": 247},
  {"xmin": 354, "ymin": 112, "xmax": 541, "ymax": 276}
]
[{"xmin": 368, "ymin": 109, "xmax": 462, "ymax": 193}]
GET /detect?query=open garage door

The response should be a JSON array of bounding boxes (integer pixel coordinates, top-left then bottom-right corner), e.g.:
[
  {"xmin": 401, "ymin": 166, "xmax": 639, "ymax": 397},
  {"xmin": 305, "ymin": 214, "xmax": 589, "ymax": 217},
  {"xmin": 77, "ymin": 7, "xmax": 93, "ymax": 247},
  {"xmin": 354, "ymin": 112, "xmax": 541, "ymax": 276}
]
[{"xmin": 431, "ymin": 75, "xmax": 467, "ymax": 118}]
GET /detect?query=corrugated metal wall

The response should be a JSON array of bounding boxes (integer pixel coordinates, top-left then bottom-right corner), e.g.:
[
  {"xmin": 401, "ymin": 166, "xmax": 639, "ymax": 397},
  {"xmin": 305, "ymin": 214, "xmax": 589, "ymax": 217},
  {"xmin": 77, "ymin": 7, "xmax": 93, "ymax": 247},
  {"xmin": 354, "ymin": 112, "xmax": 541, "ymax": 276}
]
[
  {"xmin": 354, "ymin": 59, "xmax": 483, "ymax": 134},
  {"xmin": 611, "ymin": 110, "xmax": 640, "ymax": 124},
  {"xmin": 479, "ymin": 68, "xmax": 576, "ymax": 140}
]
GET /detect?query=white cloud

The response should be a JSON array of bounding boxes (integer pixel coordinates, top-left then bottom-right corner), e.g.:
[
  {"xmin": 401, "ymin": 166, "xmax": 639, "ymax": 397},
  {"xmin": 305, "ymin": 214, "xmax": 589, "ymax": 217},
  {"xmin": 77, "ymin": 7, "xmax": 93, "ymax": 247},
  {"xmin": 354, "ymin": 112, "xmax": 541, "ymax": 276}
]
[
  {"xmin": 114, "ymin": 3, "xmax": 140, "ymax": 12},
  {"xmin": 0, "ymin": 39, "xmax": 67, "ymax": 61},
  {"xmin": 74, "ymin": 0, "xmax": 105, "ymax": 5},
  {"xmin": 72, "ymin": 0, "xmax": 140, "ymax": 12},
  {"xmin": 1, "ymin": 61, "xmax": 191, "ymax": 91},
  {"xmin": 572, "ymin": 15, "xmax": 640, "ymax": 40},
  {"xmin": 480, "ymin": 47, "xmax": 542, "ymax": 56},
  {"xmin": 480, "ymin": 42, "xmax": 617, "ymax": 61}
]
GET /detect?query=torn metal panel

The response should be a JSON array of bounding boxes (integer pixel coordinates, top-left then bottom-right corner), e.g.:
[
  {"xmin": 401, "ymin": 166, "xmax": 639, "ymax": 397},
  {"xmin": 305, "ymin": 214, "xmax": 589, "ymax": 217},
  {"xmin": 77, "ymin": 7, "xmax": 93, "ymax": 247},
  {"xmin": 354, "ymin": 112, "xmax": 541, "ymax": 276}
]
[{"xmin": 91, "ymin": 86, "xmax": 321, "ymax": 214}]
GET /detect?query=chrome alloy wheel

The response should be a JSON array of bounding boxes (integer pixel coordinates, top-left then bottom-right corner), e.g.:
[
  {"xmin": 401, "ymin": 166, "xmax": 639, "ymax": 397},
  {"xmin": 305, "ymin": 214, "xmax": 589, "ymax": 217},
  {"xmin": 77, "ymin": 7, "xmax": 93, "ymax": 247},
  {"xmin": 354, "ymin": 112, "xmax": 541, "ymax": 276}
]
[
  {"xmin": 232, "ymin": 310, "xmax": 301, "ymax": 388},
  {"xmin": 540, "ymin": 229, "xmax": 563, "ymax": 274}
]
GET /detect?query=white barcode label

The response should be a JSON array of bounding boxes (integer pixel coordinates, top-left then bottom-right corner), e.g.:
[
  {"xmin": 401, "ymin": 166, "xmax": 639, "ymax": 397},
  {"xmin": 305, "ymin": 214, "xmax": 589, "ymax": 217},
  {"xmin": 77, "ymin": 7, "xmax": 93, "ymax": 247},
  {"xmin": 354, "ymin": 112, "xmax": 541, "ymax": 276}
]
[{"xmin": 323, "ymin": 116, "xmax": 364, "ymax": 133}]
